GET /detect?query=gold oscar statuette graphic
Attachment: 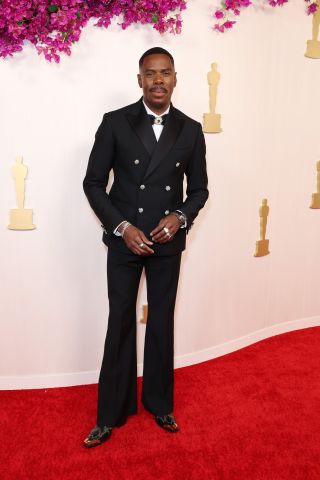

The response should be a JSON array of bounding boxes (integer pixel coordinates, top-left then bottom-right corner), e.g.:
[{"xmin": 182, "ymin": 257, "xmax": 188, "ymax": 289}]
[
  {"xmin": 8, "ymin": 156, "xmax": 36, "ymax": 230},
  {"xmin": 203, "ymin": 63, "xmax": 222, "ymax": 133},
  {"xmin": 254, "ymin": 199, "xmax": 270, "ymax": 257},
  {"xmin": 140, "ymin": 304, "xmax": 148, "ymax": 324},
  {"xmin": 305, "ymin": 0, "xmax": 320, "ymax": 59},
  {"xmin": 310, "ymin": 161, "xmax": 320, "ymax": 208}
]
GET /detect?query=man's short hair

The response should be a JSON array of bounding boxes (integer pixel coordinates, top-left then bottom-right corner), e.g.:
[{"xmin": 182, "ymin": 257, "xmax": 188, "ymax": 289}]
[{"xmin": 139, "ymin": 47, "xmax": 174, "ymax": 68}]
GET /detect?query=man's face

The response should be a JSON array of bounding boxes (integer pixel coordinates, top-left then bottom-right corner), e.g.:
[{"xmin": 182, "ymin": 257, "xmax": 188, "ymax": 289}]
[{"xmin": 137, "ymin": 54, "xmax": 177, "ymax": 114}]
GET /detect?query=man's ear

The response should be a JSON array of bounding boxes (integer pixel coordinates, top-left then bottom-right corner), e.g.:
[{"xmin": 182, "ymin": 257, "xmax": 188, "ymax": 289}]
[
  {"xmin": 174, "ymin": 72, "xmax": 177, "ymax": 88},
  {"xmin": 137, "ymin": 73, "xmax": 142, "ymax": 88}
]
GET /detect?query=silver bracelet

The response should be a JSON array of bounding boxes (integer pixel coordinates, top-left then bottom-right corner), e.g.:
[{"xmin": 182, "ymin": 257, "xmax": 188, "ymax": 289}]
[
  {"xmin": 120, "ymin": 221, "xmax": 131, "ymax": 237},
  {"xmin": 171, "ymin": 211, "xmax": 187, "ymax": 226}
]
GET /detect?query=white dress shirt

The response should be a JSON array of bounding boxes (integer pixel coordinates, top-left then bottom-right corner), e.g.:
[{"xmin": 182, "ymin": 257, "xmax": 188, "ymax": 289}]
[{"xmin": 143, "ymin": 101, "xmax": 170, "ymax": 142}]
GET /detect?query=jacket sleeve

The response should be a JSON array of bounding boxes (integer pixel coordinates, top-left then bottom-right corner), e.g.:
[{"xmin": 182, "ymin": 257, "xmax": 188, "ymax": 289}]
[
  {"xmin": 83, "ymin": 114, "xmax": 125, "ymax": 232},
  {"xmin": 179, "ymin": 123, "xmax": 209, "ymax": 230}
]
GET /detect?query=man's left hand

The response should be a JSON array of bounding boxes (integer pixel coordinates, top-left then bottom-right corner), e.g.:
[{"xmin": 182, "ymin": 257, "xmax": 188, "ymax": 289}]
[{"xmin": 150, "ymin": 214, "xmax": 180, "ymax": 243}]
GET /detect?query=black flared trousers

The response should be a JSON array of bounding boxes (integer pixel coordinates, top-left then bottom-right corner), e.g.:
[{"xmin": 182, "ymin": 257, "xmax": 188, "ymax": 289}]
[{"xmin": 97, "ymin": 248, "xmax": 182, "ymax": 428}]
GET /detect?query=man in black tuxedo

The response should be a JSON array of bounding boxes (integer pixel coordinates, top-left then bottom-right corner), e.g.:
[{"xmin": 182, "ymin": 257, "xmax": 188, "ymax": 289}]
[{"xmin": 83, "ymin": 47, "xmax": 208, "ymax": 447}]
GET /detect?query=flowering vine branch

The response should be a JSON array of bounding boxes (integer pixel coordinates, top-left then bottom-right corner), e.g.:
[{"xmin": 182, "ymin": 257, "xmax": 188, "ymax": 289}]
[
  {"xmin": 0, "ymin": 1, "xmax": 318, "ymax": 62},
  {"xmin": 213, "ymin": 0, "xmax": 319, "ymax": 32},
  {"xmin": 0, "ymin": 0, "xmax": 186, "ymax": 62}
]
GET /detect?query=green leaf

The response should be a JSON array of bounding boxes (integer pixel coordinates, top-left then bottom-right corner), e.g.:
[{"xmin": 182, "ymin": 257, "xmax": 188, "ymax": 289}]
[
  {"xmin": 47, "ymin": 5, "xmax": 59, "ymax": 13},
  {"xmin": 152, "ymin": 14, "xmax": 158, "ymax": 23},
  {"xmin": 221, "ymin": 1, "xmax": 226, "ymax": 8},
  {"xmin": 76, "ymin": 11, "xmax": 81, "ymax": 20}
]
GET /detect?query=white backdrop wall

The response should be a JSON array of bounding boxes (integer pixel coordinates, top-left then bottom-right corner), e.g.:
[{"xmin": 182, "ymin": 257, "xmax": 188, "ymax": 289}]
[{"xmin": 1, "ymin": 0, "xmax": 320, "ymax": 389}]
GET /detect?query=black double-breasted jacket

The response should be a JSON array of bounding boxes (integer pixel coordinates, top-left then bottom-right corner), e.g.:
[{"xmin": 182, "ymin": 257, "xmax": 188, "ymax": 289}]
[{"xmin": 83, "ymin": 98, "xmax": 209, "ymax": 256}]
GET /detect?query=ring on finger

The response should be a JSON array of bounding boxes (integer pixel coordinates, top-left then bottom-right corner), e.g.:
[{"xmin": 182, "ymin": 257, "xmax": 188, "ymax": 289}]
[
  {"xmin": 166, "ymin": 232, "xmax": 171, "ymax": 238},
  {"xmin": 163, "ymin": 227, "xmax": 169, "ymax": 234},
  {"xmin": 139, "ymin": 243, "xmax": 144, "ymax": 248}
]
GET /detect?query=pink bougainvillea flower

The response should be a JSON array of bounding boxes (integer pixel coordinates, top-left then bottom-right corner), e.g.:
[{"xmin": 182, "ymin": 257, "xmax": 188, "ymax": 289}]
[
  {"xmin": 223, "ymin": 20, "xmax": 236, "ymax": 28},
  {"xmin": 307, "ymin": 2, "xmax": 318, "ymax": 14},
  {"xmin": 215, "ymin": 10, "xmax": 225, "ymax": 19},
  {"xmin": 214, "ymin": 23, "xmax": 225, "ymax": 32},
  {"xmin": 239, "ymin": 0, "xmax": 252, "ymax": 7}
]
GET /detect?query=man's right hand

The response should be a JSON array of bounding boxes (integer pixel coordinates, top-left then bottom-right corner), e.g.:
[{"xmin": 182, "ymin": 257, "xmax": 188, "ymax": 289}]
[{"xmin": 123, "ymin": 225, "xmax": 154, "ymax": 256}]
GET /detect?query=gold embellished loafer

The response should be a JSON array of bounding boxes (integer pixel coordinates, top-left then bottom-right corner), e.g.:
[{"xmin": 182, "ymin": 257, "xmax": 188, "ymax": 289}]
[
  {"xmin": 155, "ymin": 414, "xmax": 179, "ymax": 433},
  {"xmin": 83, "ymin": 425, "xmax": 112, "ymax": 448}
]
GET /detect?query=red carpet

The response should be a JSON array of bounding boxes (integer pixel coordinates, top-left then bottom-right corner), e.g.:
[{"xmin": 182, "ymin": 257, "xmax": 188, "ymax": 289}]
[{"xmin": 1, "ymin": 327, "xmax": 320, "ymax": 480}]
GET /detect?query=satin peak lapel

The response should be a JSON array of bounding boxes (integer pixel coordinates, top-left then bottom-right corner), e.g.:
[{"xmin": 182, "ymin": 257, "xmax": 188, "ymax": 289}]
[
  {"xmin": 126, "ymin": 104, "xmax": 157, "ymax": 157},
  {"xmin": 143, "ymin": 110, "xmax": 184, "ymax": 180}
]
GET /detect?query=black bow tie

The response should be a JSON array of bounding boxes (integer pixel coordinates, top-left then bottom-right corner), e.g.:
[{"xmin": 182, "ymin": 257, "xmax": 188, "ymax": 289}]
[{"xmin": 148, "ymin": 114, "xmax": 168, "ymax": 126}]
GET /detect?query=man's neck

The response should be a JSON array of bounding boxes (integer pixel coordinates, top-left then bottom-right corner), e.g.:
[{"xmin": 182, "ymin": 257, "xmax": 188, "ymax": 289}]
[{"xmin": 143, "ymin": 99, "xmax": 170, "ymax": 116}]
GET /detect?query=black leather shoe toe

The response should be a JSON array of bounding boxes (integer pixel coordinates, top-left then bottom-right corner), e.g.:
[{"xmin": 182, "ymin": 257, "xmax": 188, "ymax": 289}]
[
  {"xmin": 83, "ymin": 425, "xmax": 112, "ymax": 448},
  {"xmin": 155, "ymin": 414, "xmax": 179, "ymax": 433}
]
